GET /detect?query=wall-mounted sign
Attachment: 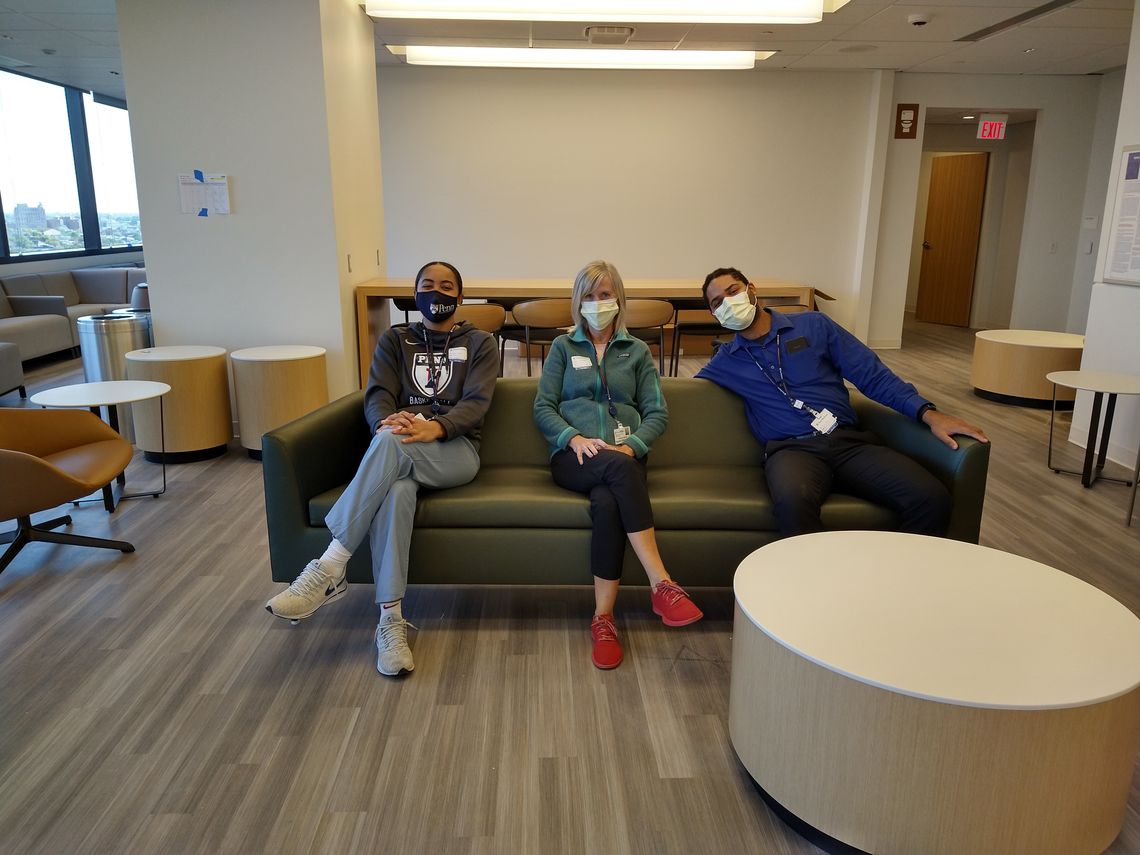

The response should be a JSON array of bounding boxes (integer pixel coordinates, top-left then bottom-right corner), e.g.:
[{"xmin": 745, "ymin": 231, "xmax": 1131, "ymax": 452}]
[
  {"xmin": 1105, "ymin": 145, "xmax": 1140, "ymax": 287},
  {"xmin": 977, "ymin": 114, "xmax": 1008, "ymax": 140},
  {"xmin": 895, "ymin": 103, "xmax": 919, "ymax": 140}
]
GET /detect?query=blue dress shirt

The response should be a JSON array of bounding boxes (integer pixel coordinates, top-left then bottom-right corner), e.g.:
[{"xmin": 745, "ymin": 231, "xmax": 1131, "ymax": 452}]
[{"xmin": 695, "ymin": 309, "xmax": 930, "ymax": 444}]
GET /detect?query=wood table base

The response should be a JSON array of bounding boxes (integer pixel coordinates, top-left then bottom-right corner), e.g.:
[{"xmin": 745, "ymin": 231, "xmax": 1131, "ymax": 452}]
[{"xmin": 729, "ymin": 603, "xmax": 1140, "ymax": 855}]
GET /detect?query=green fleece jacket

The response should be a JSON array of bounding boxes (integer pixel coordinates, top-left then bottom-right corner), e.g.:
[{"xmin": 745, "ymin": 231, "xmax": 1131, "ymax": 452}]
[{"xmin": 533, "ymin": 326, "xmax": 668, "ymax": 459}]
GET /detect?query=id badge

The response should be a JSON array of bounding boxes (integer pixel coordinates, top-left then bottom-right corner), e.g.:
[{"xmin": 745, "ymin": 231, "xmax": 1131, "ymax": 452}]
[
  {"xmin": 613, "ymin": 423, "xmax": 631, "ymax": 444},
  {"xmin": 811, "ymin": 408, "xmax": 838, "ymax": 435}
]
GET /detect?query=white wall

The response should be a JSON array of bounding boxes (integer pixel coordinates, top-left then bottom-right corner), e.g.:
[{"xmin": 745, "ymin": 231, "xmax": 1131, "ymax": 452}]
[
  {"xmin": 377, "ymin": 66, "xmax": 887, "ymax": 331},
  {"xmin": 870, "ymin": 74, "xmax": 1104, "ymax": 348},
  {"xmin": 1067, "ymin": 69, "xmax": 1125, "ymax": 334},
  {"xmin": 1073, "ymin": 7, "xmax": 1140, "ymax": 466},
  {"xmin": 117, "ymin": 0, "xmax": 383, "ymax": 398},
  {"xmin": 0, "ymin": 251, "xmax": 144, "ymax": 277}
]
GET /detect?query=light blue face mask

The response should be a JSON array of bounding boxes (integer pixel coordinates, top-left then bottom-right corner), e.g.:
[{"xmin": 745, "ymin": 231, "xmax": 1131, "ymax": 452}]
[{"xmin": 581, "ymin": 298, "xmax": 619, "ymax": 331}]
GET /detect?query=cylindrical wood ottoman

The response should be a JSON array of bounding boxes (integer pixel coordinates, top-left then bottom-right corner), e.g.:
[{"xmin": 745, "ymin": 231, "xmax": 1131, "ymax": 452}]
[
  {"xmin": 970, "ymin": 329, "xmax": 1084, "ymax": 408},
  {"xmin": 125, "ymin": 345, "xmax": 232, "ymax": 462},
  {"xmin": 229, "ymin": 345, "xmax": 328, "ymax": 460},
  {"xmin": 730, "ymin": 532, "xmax": 1140, "ymax": 855}
]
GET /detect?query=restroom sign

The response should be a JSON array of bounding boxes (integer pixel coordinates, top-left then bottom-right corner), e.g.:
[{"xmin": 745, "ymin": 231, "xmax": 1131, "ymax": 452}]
[{"xmin": 977, "ymin": 114, "xmax": 1008, "ymax": 140}]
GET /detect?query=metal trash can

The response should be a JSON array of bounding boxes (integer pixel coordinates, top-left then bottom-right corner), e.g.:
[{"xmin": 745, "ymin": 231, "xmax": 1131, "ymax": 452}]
[{"xmin": 77, "ymin": 313, "xmax": 154, "ymax": 442}]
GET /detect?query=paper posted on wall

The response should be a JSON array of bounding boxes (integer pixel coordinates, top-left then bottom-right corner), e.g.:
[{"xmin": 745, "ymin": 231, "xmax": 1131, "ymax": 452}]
[{"xmin": 178, "ymin": 170, "xmax": 231, "ymax": 216}]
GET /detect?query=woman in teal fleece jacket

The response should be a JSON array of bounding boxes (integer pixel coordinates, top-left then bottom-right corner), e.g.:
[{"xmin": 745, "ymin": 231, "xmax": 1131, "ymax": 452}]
[{"xmin": 534, "ymin": 260, "xmax": 703, "ymax": 671}]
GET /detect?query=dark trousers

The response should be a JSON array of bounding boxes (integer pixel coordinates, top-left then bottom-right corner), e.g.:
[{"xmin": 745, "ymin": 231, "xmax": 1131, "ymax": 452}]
[
  {"xmin": 550, "ymin": 449, "xmax": 654, "ymax": 580},
  {"xmin": 763, "ymin": 428, "xmax": 952, "ymax": 538}
]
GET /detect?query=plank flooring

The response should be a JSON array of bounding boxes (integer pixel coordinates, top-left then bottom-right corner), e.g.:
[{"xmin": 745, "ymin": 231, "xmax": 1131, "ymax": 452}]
[{"xmin": 0, "ymin": 316, "xmax": 1138, "ymax": 855}]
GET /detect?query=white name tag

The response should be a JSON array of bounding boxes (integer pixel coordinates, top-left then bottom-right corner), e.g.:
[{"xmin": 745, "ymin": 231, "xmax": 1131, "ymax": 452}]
[
  {"xmin": 448, "ymin": 346, "xmax": 467, "ymax": 362},
  {"xmin": 614, "ymin": 423, "xmax": 631, "ymax": 443},
  {"xmin": 571, "ymin": 355, "xmax": 592, "ymax": 370},
  {"xmin": 811, "ymin": 408, "xmax": 838, "ymax": 435}
]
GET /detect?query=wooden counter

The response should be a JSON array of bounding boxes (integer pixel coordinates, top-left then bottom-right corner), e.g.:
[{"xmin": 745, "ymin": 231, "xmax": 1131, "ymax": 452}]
[{"xmin": 354, "ymin": 277, "xmax": 827, "ymax": 386}]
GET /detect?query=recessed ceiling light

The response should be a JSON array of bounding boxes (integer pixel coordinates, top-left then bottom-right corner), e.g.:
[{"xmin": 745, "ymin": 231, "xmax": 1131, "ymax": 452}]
[
  {"xmin": 1023, "ymin": 48, "xmax": 1035, "ymax": 53},
  {"xmin": 962, "ymin": 115, "xmax": 975, "ymax": 119},
  {"xmin": 366, "ymin": 1, "xmax": 851, "ymax": 24},
  {"xmin": 402, "ymin": 45, "xmax": 763, "ymax": 69}
]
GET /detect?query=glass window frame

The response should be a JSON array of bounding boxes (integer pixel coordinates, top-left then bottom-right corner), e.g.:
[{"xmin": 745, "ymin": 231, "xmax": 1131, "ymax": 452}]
[{"xmin": 0, "ymin": 69, "xmax": 142, "ymax": 264}]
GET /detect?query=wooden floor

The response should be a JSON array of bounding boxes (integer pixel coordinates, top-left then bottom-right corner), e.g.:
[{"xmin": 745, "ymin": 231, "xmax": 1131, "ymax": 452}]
[{"xmin": 0, "ymin": 317, "xmax": 1138, "ymax": 855}]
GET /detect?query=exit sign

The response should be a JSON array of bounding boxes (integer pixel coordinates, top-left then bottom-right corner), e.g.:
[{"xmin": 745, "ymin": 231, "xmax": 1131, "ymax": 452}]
[{"xmin": 977, "ymin": 114, "xmax": 1008, "ymax": 140}]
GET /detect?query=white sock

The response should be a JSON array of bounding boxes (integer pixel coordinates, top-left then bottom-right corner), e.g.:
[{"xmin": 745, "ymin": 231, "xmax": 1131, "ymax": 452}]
[
  {"xmin": 380, "ymin": 600, "xmax": 402, "ymax": 620},
  {"xmin": 319, "ymin": 538, "xmax": 352, "ymax": 573}
]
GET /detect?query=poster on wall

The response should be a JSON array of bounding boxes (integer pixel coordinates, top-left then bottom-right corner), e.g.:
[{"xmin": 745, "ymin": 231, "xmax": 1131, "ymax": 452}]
[{"xmin": 1105, "ymin": 145, "xmax": 1140, "ymax": 286}]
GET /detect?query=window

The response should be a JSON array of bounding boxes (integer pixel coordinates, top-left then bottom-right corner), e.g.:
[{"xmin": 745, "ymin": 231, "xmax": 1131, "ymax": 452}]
[
  {"xmin": 84, "ymin": 93, "xmax": 141, "ymax": 250},
  {"xmin": 0, "ymin": 70, "xmax": 142, "ymax": 261}
]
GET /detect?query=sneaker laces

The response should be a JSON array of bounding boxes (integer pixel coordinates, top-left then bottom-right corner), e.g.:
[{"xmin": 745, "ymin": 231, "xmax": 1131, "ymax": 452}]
[
  {"xmin": 654, "ymin": 580, "xmax": 687, "ymax": 607},
  {"xmin": 377, "ymin": 616, "xmax": 417, "ymax": 649},
  {"xmin": 286, "ymin": 563, "xmax": 330, "ymax": 599},
  {"xmin": 592, "ymin": 615, "xmax": 618, "ymax": 642}
]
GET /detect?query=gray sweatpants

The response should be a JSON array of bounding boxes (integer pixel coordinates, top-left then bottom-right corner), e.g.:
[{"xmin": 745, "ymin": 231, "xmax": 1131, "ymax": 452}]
[{"xmin": 324, "ymin": 428, "xmax": 480, "ymax": 603}]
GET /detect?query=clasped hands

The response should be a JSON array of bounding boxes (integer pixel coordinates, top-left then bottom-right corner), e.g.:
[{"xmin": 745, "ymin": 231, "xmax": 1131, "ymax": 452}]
[
  {"xmin": 379, "ymin": 410, "xmax": 446, "ymax": 443},
  {"xmin": 568, "ymin": 434, "xmax": 634, "ymax": 465}
]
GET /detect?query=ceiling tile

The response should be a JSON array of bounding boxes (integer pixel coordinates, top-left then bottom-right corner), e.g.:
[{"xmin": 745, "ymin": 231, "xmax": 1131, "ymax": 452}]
[
  {"xmin": 836, "ymin": 5, "xmax": 1035, "ymax": 42},
  {"xmin": 1029, "ymin": 43, "xmax": 1129, "ymax": 74},
  {"xmin": 22, "ymin": 12, "xmax": 118, "ymax": 31},
  {"xmin": 0, "ymin": 10, "xmax": 51, "ymax": 30},
  {"xmin": 678, "ymin": 22, "xmax": 855, "ymax": 42},
  {"xmin": 679, "ymin": 38, "xmax": 823, "ymax": 53},
  {"xmin": 372, "ymin": 19, "xmax": 531, "ymax": 39},
  {"xmin": 1024, "ymin": 7, "xmax": 1133, "ymax": 29},
  {"xmin": 1, "ymin": 0, "xmax": 114, "ymax": 12}
]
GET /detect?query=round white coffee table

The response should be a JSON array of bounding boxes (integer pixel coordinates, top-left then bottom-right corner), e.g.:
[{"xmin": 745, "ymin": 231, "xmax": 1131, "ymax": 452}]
[
  {"xmin": 30, "ymin": 380, "xmax": 171, "ymax": 510},
  {"xmin": 730, "ymin": 531, "xmax": 1140, "ymax": 855}
]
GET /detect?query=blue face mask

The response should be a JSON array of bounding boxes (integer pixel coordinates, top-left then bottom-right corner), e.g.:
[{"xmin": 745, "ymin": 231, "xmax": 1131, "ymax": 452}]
[{"xmin": 415, "ymin": 289, "xmax": 458, "ymax": 322}]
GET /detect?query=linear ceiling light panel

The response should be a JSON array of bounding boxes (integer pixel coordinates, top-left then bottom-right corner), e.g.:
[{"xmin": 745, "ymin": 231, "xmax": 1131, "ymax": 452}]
[
  {"xmin": 366, "ymin": 1, "xmax": 837, "ymax": 24},
  {"xmin": 403, "ymin": 46, "xmax": 762, "ymax": 68}
]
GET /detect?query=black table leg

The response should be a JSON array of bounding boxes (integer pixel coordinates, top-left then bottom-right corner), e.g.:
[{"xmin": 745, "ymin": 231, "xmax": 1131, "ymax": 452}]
[
  {"xmin": 1081, "ymin": 392, "xmax": 1103, "ymax": 487},
  {"xmin": 1094, "ymin": 393, "xmax": 1117, "ymax": 480}
]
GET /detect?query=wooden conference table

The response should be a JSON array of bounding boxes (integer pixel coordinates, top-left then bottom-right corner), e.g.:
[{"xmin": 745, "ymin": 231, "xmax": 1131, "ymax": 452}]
[{"xmin": 354, "ymin": 277, "xmax": 829, "ymax": 386}]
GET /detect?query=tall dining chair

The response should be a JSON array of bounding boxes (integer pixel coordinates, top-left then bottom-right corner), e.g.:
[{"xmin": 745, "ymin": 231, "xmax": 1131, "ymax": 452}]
[
  {"xmin": 0, "ymin": 408, "xmax": 135, "ymax": 574},
  {"xmin": 500, "ymin": 299, "xmax": 573, "ymax": 377},
  {"xmin": 623, "ymin": 299, "xmax": 675, "ymax": 376}
]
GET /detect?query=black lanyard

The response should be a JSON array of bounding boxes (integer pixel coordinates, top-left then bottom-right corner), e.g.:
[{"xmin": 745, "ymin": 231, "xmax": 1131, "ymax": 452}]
[
  {"xmin": 422, "ymin": 323, "xmax": 457, "ymax": 414},
  {"xmin": 595, "ymin": 339, "xmax": 618, "ymax": 417},
  {"xmin": 743, "ymin": 332, "xmax": 821, "ymax": 419}
]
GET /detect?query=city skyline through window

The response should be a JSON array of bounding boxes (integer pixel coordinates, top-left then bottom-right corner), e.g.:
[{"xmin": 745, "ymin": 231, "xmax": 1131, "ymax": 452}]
[{"xmin": 0, "ymin": 69, "xmax": 141, "ymax": 258}]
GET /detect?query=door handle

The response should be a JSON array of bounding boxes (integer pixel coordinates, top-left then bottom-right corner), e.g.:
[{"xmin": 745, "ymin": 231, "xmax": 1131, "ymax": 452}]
[{"xmin": 922, "ymin": 241, "xmax": 931, "ymax": 250}]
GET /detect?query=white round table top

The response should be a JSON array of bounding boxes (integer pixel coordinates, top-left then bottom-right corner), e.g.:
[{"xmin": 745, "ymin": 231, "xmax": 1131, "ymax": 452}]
[
  {"xmin": 975, "ymin": 329, "xmax": 1084, "ymax": 348},
  {"xmin": 1046, "ymin": 370, "xmax": 1140, "ymax": 396},
  {"xmin": 734, "ymin": 531, "xmax": 1140, "ymax": 711},
  {"xmin": 125, "ymin": 345, "xmax": 226, "ymax": 362},
  {"xmin": 31, "ymin": 379, "xmax": 171, "ymax": 408},
  {"xmin": 229, "ymin": 345, "xmax": 326, "ymax": 362}
]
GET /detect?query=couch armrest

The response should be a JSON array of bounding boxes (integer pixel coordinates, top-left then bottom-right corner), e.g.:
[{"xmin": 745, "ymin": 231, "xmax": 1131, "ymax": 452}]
[
  {"xmin": 853, "ymin": 394, "xmax": 990, "ymax": 544},
  {"xmin": 262, "ymin": 391, "xmax": 372, "ymax": 579},
  {"xmin": 7, "ymin": 295, "xmax": 68, "ymax": 319}
]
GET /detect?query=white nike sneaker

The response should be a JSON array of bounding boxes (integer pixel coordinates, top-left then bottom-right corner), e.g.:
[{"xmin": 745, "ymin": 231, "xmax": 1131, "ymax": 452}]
[
  {"xmin": 265, "ymin": 560, "xmax": 347, "ymax": 622},
  {"xmin": 375, "ymin": 612, "xmax": 416, "ymax": 676}
]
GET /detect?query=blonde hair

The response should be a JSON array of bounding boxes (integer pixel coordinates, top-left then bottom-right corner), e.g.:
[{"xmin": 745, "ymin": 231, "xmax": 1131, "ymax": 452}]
[{"xmin": 570, "ymin": 260, "xmax": 627, "ymax": 332}]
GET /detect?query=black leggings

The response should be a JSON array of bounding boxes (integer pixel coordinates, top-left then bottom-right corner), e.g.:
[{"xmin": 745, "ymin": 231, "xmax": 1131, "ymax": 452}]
[{"xmin": 550, "ymin": 448, "xmax": 654, "ymax": 581}]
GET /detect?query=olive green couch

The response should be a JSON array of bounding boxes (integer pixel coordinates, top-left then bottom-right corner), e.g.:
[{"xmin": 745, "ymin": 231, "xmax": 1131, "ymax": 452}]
[{"xmin": 263, "ymin": 378, "xmax": 990, "ymax": 586}]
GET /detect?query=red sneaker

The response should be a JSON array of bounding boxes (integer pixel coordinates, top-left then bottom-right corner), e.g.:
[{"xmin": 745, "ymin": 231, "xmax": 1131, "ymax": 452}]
[
  {"xmin": 651, "ymin": 580, "xmax": 703, "ymax": 627},
  {"xmin": 591, "ymin": 614, "xmax": 623, "ymax": 670}
]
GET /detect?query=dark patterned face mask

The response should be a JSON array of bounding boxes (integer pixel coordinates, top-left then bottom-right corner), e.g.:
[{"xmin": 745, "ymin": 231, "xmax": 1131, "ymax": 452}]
[{"xmin": 415, "ymin": 289, "xmax": 458, "ymax": 322}]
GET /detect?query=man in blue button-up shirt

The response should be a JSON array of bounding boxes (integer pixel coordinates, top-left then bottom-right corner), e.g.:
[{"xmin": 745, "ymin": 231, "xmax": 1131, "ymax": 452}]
[{"xmin": 696, "ymin": 267, "xmax": 988, "ymax": 537}]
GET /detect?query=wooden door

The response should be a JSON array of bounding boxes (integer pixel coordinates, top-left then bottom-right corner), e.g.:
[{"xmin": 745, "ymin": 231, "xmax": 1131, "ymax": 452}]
[{"xmin": 916, "ymin": 153, "xmax": 988, "ymax": 326}]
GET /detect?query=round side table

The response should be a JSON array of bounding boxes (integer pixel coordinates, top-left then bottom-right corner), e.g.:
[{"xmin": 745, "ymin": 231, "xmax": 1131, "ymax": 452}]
[
  {"xmin": 125, "ymin": 346, "xmax": 232, "ymax": 462},
  {"xmin": 229, "ymin": 345, "xmax": 328, "ymax": 460},
  {"xmin": 730, "ymin": 531, "xmax": 1140, "ymax": 855},
  {"xmin": 970, "ymin": 329, "xmax": 1084, "ymax": 408}
]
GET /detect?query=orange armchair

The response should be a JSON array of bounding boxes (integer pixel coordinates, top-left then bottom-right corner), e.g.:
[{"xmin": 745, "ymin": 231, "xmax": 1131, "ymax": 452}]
[{"xmin": 0, "ymin": 408, "xmax": 135, "ymax": 574}]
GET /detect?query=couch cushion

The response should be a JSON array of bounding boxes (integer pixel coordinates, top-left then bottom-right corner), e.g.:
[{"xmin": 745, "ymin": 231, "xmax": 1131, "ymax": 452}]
[
  {"xmin": 0, "ymin": 315, "xmax": 74, "ymax": 361},
  {"xmin": 39, "ymin": 272, "xmax": 79, "ymax": 306},
  {"xmin": 72, "ymin": 268, "xmax": 128, "ymax": 304},
  {"xmin": 308, "ymin": 462, "xmax": 897, "ymax": 532},
  {"xmin": 0, "ymin": 274, "xmax": 45, "ymax": 297},
  {"xmin": 126, "ymin": 268, "xmax": 147, "ymax": 288}
]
